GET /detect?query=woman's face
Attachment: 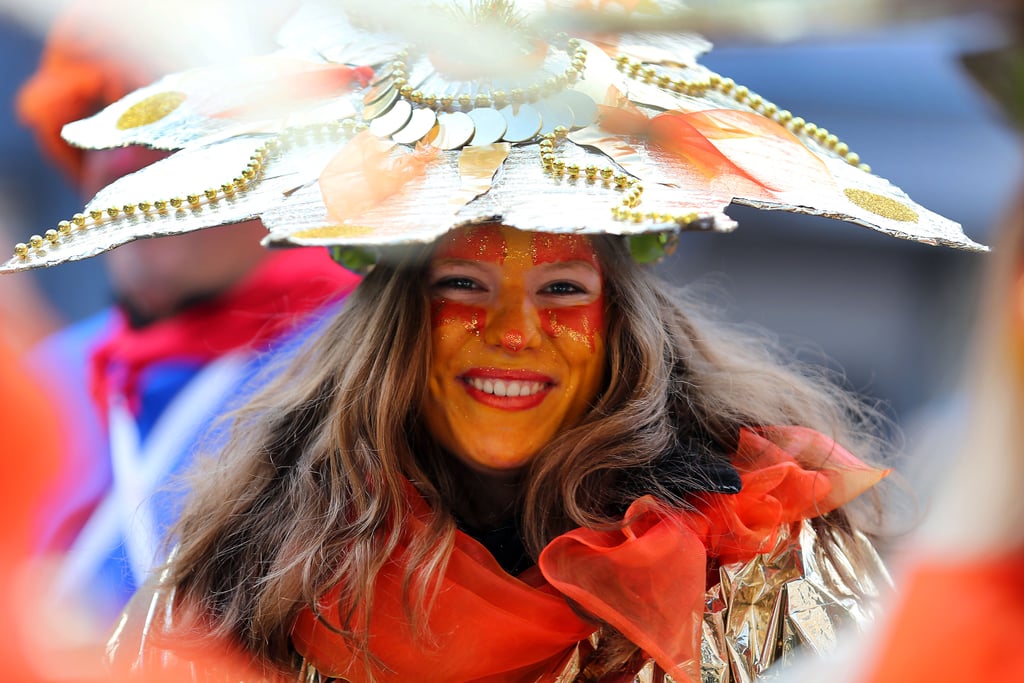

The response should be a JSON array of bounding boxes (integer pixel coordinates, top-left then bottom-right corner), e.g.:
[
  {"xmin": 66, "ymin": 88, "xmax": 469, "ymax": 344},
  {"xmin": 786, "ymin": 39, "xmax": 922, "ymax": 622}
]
[{"xmin": 423, "ymin": 225, "xmax": 607, "ymax": 474}]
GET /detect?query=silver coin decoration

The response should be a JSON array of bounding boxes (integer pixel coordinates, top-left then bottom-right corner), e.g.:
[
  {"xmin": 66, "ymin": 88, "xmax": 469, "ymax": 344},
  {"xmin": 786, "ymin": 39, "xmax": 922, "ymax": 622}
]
[
  {"xmin": 534, "ymin": 100, "xmax": 574, "ymax": 135},
  {"xmin": 368, "ymin": 98, "xmax": 412, "ymax": 137},
  {"xmin": 430, "ymin": 112, "xmax": 475, "ymax": 150},
  {"xmin": 500, "ymin": 104, "xmax": 542, "ymax": 143},
  {"xmin": 392, "ymin": 107, "xmax": 438, "ymax": 144},
  {"xmin": 368, "ymin": 66, "xmax": 394, "ymax": 88},
  {"xmin": 363, "ymin": 80, "xmax": 395, "ymax": 106},
  {"xmin": 467, "ymin": 108, "xmax": 507, "ymax": 145},
  {"xmin": 362, "ymin": 87, "xmax": 400, "ymax": 122},
  {"xmin": 556, "ymin": 89, "xmax": 599, "ymax": 128}
]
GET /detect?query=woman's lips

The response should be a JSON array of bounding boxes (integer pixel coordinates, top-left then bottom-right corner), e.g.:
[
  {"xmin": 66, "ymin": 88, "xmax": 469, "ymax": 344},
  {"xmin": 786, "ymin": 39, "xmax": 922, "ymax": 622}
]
[{"xmin": 459, "ymin": 368, "xmax": 555, "ymax": 410}]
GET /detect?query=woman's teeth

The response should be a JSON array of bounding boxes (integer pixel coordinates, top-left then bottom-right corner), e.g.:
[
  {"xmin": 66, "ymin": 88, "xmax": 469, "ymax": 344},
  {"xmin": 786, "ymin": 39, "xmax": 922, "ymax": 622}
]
[{"xmin": 466, "ymin": 378, "xmax": 546, "ymax": 397}]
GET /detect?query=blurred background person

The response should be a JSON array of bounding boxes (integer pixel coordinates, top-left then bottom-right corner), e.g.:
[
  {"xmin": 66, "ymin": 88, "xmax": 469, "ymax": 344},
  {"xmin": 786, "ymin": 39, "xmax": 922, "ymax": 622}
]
[
  {"xmin": 780, "ymin": 4, "xmax": 1024, "ymax": 680},
  {"xmin": 784, "ymin": 149, "xmax": 1024, "ymax": 683},
  {"xmin": 12, "ymin": 0, "xmax": 360, "ymax": 632},
  {"xmin": 860, "ymin": 13, "xmax": 1024, "ymax": 679}
]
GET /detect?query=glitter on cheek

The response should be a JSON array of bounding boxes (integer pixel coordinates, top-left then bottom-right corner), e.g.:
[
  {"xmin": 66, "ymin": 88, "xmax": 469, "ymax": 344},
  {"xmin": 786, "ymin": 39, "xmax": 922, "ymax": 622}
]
[
  {"xmin": 542, "ymin": 306, "xmax": 600, "ymax": 352},
  {"xmin": 432, "ymin": 300, "xmax": 485, "ymax": 334}
]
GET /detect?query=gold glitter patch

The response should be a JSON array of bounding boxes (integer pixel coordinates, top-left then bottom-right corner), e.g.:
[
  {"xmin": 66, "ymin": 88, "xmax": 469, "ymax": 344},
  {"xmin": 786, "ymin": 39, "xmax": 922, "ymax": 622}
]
[
  {"xmin": 292, "ymin": 224, "xmax": 377, "ymax": 239},
  {"xmin": 843, "ymin": 188, "xmax": 918, "ymax": 223},
  {"xmin": 116, "ymin": 92, "xmax": 186, "ymax": 130}
]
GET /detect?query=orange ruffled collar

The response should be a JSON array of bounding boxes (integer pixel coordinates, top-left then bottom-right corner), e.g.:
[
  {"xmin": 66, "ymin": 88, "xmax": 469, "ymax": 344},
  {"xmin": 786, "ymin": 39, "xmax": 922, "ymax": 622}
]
[{"xmin": 291, "ymin": 426, "xmax": 888, "ymax": 683}]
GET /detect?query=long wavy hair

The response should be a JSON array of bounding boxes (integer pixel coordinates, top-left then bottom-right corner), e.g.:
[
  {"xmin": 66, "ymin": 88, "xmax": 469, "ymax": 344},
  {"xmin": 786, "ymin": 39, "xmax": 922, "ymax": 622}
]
[{"xmin": 161, "ymin": 230, "xmax": 890, "ymax": 675}]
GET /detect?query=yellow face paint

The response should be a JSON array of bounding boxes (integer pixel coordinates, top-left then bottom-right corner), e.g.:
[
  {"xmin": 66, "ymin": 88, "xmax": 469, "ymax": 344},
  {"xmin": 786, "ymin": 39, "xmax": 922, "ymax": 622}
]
[{"xmin": 423, "ymin": 225, "xmax": 607, "ymax": 473}]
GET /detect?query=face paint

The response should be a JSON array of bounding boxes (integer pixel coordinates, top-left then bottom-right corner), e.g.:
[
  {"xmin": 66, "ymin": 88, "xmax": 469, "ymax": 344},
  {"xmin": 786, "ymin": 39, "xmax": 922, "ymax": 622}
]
[
  {"xmin": 533, "ymin": 234, "xmax": 604, "ymax": 351},
  {"xmin": 433, "ymin": 223, "xmax": 508, "ymax": 263},
  {"xmin": 423, "ymin": 225, "xmax": 607, "ymax": 473}
]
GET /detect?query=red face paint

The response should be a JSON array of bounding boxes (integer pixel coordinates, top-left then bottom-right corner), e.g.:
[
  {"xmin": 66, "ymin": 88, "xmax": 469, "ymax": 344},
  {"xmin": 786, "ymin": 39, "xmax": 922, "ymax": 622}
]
[
  {"xmin": 431, "ymin": 300, "xmax": 484, "ymax": 333},
  {"xmin": 532, "ymin": 233, "xmax": 603, "ymax": 351},
  {"xmin": 433, "ymin": 224, "xmax": 507, "ymax": 263},
  {"xmin": 531, "ymin": 233, "xmax": 600, "ymax": 268},
  {"xmin": 541, "ymin": 304, "xmax": 603, "ymax": 352}
]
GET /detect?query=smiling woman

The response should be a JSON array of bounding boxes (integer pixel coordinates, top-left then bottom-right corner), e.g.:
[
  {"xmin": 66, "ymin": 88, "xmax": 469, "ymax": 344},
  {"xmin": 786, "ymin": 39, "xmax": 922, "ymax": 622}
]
[
  {"xmin": 106, "ymin": 221, "xmax": 894, "ymax": 683},
  {"xmin": 424, "ymin": 226, "xmax": 606, "ymax": 474},
  {"xmin": 7, "ymin": 2, "xmax": 986, "ymax": 682}
]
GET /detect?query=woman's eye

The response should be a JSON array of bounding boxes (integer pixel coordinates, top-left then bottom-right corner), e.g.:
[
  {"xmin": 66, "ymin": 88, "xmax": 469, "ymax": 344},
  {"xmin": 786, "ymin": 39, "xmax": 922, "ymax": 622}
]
[
  {"xmin": 541, "ymin": 281, "xmax": 585, "ymax": 296},
  {"xmin": 433, "ymin": 276, "xmax": 481, "ymax": 291}
]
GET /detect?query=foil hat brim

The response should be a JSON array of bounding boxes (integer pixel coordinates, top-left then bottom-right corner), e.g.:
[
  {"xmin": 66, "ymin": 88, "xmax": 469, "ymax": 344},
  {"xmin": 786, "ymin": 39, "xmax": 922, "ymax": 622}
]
[{"xmin": 1, "ymin": 0, "xmax": 987, "ymax": 273}]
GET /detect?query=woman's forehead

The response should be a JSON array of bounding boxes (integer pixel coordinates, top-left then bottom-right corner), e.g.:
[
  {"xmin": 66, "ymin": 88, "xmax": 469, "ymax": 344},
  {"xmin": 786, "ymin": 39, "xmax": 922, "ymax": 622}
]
[{"xmin": 432, "ymin": 225, "xmax": 598, "ymax": 268}]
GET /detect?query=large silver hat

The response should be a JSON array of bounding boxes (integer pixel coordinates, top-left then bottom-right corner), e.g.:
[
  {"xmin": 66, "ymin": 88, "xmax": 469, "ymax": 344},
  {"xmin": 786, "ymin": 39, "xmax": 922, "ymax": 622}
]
[{"xmin": 1, "ymin": 0, "xmax": 986, "ymax": 274}]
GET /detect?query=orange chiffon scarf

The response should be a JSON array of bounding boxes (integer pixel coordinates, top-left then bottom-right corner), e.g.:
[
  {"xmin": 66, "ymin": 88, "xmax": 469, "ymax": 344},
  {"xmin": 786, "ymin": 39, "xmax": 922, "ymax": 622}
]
[{"xmin": 291, "ymin": 427, "xmax": 887, "ymax": 683}]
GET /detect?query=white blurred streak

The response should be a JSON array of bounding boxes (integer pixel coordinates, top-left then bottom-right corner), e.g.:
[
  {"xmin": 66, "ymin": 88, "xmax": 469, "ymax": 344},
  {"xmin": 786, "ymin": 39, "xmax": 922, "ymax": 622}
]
[
  {"xmin": 0, "ymin": 0, "xmax": 995, "ymax": 81},
  {"xmin": 0, "ymin": 0, "xmax": 297, "ymax": 73},
  {"xmin": 326, "ymin": 0, "xmax": 553, "ymax": 76},
  {"xmin": 540, "ymin": 0, "xmax": 982, "ymax": 43}
]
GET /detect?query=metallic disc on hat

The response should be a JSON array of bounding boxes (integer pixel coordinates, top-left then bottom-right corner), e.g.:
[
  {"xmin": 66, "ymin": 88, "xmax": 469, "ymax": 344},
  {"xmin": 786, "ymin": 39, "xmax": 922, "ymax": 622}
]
[
  {"xmin": 362, "ymin": 87, "xmax": 400, "ymax": 122},
  {"xmin": 555, "ymin": 89, "xmax": 599, "ymax": 128},
  {"xmin": 499, "ymin": 104, "xmax": 542, "ymax": 143},
  {"xmin": 534, "ymin": 100, "xmax": 574, "ymax": 135},
  {"xmin": 363, "ymin": 79, "xmax": 395, "ymax": 106},
  {"xmin": 392, "ymin": 107, "xmax": 437, "ymax": 144},
  {"xmin": 368, "ymin": 97, "xmax": 412, "ymax": 137},
  {"xmin": 428, "ymin": 111, "xmax": 475, "ymax": 150},
  {"xmin": 369, "ymin": 64, "xmax": 395, "ymax": 87},
  {"xmin": 467, "ymin": 107, "xmax": 507, "ymax": 145}
]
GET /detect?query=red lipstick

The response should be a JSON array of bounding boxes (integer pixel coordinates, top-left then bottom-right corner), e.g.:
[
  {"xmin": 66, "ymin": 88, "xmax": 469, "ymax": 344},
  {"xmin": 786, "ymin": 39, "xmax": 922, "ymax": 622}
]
[{"xmin": 459, "ymin": 368, "xmax": 555, "ymax": 410}]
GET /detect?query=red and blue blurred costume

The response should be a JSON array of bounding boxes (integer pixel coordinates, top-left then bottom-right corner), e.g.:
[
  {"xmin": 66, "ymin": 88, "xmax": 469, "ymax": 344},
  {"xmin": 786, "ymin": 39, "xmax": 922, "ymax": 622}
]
[{"xmin": 29, "ymin": 248, "xmax": 358, "ymax": 621}]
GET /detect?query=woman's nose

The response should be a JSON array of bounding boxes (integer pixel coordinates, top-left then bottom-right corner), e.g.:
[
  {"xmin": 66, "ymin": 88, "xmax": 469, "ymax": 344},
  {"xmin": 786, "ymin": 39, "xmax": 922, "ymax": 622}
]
[{"xmin": 483, "ymin": 297, "xmax": 543, "ymax": 352}]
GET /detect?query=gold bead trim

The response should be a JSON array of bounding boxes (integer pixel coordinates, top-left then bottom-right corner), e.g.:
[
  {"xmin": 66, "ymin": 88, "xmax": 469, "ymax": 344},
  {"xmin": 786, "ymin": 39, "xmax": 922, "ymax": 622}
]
[
  {"xmin": 614, "ymin": 55, "xmax": 870, "ymax": 172},
  {"xmin": 536, "ymin": 127, "xmax": 700, "ymax": 228},
  {"xmin": 391, "ymin": 38, "xmax": 588, "ymax": 113},
  {"xmin": 12, "ymin": 120, "xmax": 366, "ymax": 262}
]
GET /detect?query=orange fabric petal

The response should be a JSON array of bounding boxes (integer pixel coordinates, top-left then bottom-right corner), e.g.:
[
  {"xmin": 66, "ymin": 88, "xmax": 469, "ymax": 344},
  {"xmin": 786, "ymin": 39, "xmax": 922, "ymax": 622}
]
[
  {"xmin": 648, "ymin": 112, "xmax": 771, "ymax": 196},
  {"xmin": 683, "ymin": 109, "xmax": 834, "ymax": 193},
  {"xmin": 596, "ymin": 99, "xmax": 652, "ymax": 137},
  {"xmin": 292, "ymin": 485, "xmax": 594, "ymax": 683},
  {"xmin": 751, "ymin": 426, "xmax": 891, "ymax": 514},
  {"xmin": 597, "ymin": 101, "xmax": 772, "ymax": 199},
  {"xmin": 539, "ymin": 497, "xmax": 708, "ymax": 683},
  {"xmin": 596, "ymin": 100, "xmax": 835, "ymax": 200},
  {"xmin": 318, "ymin": 132, "xmax": 440, "ymax": 224}
]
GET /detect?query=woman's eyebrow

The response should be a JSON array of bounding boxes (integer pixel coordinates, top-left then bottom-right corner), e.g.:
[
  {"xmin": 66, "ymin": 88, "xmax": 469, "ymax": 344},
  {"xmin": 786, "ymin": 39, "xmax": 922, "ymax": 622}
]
[
  {"xmin": 429, "ymin": 258, "xmax": 494, "ymax": 271},
  {"xmin": 532, "ymin": 260, "xmax": 600, "ymax": 275}
]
